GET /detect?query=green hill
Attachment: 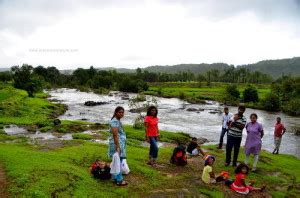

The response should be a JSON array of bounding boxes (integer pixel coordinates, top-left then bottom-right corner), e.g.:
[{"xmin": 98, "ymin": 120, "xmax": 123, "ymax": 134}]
[{"xmin": 238, "ymin": 57, "xmax": 300, "ymax": 78}]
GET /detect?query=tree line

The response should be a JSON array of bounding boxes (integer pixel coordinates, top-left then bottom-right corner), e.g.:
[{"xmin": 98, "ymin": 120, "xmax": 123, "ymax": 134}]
[{"xmin": 136, "ymin": 66, "xmax": 272, "ymax": 84}]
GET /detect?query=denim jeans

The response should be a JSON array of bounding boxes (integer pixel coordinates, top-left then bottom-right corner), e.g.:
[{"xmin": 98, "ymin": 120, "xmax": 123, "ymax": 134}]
[
  {"xmin": 149, "ymin": 136, "xmax": 159, "ymax": 160},
  {"xmin": 226, "ymin": 135, "xmax": 242, "ymax": 166},
  {"xmin": 218, "ymin": 127, "xmax": 228, "ymax": 148}
]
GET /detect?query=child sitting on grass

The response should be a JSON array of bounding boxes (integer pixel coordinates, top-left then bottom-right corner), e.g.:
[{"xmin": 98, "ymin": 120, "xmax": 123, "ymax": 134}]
[
  {"xmin": 186, "ymin": 137, "xmax": 205, "ymax": 157},
  {"xmin": 170, "ymin": 142, "xmax": 187, "ymax": 166},
  {"xmin": 202, "ymin": 155, "xmax": 216, "ymax": 184},
  {"xmin": 90, "ymin": 159, "xmax": 111, "ymax": 180},
  {"xmin": 229, "ymin": 163, "xmax": 266, "ymax": 195}
]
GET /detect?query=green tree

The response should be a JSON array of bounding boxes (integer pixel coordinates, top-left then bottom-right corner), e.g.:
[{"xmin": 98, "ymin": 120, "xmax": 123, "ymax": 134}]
[
  {"xmin": 243, "ymin": 85, "xmax": 259, "ymax": 103},
  {"xmin": 11, "ymin": 64, "xmax": 42, "ymax": 97},
  {"xmin": 263, "ymin": 93, "xmax": 281, "ymax": 111}
]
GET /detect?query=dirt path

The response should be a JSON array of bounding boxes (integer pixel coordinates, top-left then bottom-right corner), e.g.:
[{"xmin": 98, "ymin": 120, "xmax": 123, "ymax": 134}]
[{"xmin": 0, "ymin": 164, "xmax": 9, "ymax": 198}]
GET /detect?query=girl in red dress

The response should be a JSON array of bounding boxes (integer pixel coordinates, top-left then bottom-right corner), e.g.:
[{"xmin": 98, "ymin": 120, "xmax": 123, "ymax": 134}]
[{"xmin": 230, "ymin": 163, "xmax": 266, "ymax": 194}]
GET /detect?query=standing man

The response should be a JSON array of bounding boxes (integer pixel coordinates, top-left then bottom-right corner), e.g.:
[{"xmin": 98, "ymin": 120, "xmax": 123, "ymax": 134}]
[
  {"xmin": 225, "ymin": 104, "xmax": 247, "ymax": 167},
  {"xmin": 218, "ymin": 107, "xmax": 233, "ymax": 149},
  {"xmin": 273, "ymin": 117, "xmax": 286, "ymax": 154}
]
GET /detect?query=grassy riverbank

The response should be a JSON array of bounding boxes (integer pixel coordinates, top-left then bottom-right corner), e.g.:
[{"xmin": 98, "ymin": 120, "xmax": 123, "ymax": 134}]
[
  {"xmin": 0, "ymin": 83, "xmax": 66, "ymax": 126},
  {"xmin": 143, "ymin": 82, "xmax": 271, "ymax": 108},
  {"xmin": 0, "ymin": 128, "xmax": 299, "ymax": 197},
  {"xmin": 1, "ymin": 83, "xmax": 299, "ymax": 197}
]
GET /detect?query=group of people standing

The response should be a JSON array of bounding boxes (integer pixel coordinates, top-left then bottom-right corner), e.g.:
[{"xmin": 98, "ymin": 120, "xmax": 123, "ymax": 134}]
[
  {"xmin": 102, "ymin": 104, "xmax": 286, "ymax": 187},
  {"xmin": 218, "ymin": 105, "xmax": 286, "ymax": 171}
]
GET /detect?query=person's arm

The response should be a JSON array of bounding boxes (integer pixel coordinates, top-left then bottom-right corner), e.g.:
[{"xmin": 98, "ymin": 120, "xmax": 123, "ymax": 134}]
[
  {"xmin": 112, "ymin": 127, "xmax": 120, "ymax": 154},
  {"xmin": 241, "ymin": 179, "xmax": 247, "ymax": 187},
  {"xmin": 197, "ymin": 146, "xmax": 206, "ymax": 156},
  {"xmin": 282, "ymin": 125, "xmax": 286, "ymax": 135},
  {"xmin": 261, "ymin": 130, "xmax": 264, "ymax": 138},
  {"xmin": 144, "ymin": 122, "xmax": 150, "ymax": 142},
  {"xmin": 156, "ymin": 124, "xmax": 160, "ymax": 140},
  {"xmin": 209, "ymin": 171, "xmax": 215, "ymax": 179}
]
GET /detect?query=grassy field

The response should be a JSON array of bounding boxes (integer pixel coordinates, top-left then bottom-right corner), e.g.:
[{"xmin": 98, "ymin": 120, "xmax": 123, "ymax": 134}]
[
  {"xmin": 0, "ymin": 82, "xmax": 299, "ymax": 197},
  {"xmin": 0, "ymin": 83, "xmax": 66, "ymax": 126},
  {"xmin": 143, "ymin": 82, "xmax": 271, "ymax": 106},
  {"xmin": 0, "ymin": 127, "xmax": 299, "ymax": 197}
]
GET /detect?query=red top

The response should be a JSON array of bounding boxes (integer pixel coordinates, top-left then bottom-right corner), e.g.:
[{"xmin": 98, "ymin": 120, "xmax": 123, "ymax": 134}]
[
  {"xmin": 233, "ymin": 173, "xmax": 246, "ymax": 187},
  {"xmin": 144, "ymin": 116, "xmax": 159, "ymax": 137},
  {"xmin": 274, "ymin": 123, "xmax": 285, "ymax": 137}
]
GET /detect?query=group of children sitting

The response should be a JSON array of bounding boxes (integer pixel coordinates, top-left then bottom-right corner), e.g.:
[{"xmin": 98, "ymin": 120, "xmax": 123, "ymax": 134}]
[
  {"xmin": 170, "ymin": 138, "xmax": 266, "ymax": 195},
  {"xmin": 202, "ymin": 155, "xmax": 266, "ymax": 195},
  {"xmin": 90, "ymin": 137, "xmax": 265, "ymax": 195}
]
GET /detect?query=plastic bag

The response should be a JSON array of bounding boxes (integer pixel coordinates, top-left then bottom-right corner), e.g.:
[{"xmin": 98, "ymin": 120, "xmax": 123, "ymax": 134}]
[
  {"xmin": 121, "ymin": 159, "xmax": 130, "ymax": 175},
  {"xmin": 110, "ymin": 152, "xmax": 120, "ymax": 175}
]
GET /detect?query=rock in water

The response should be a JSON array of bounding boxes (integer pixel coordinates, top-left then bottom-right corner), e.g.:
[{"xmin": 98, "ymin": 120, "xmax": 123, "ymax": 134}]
[{"xmin": 84, "ymin": 101, "xmax": 108, "ymax": 106}]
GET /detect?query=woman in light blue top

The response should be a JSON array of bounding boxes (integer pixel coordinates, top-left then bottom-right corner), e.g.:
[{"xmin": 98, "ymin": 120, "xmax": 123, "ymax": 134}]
[{"xmin": 108, "ymin": 106, "xmax": 128, "ymax": 186}]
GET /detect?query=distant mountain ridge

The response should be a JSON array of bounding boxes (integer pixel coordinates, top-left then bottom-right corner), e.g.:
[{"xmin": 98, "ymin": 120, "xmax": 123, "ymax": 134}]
[{"xmin": 1, "ymin": 57, "xmax": 300, "ymax": 78}]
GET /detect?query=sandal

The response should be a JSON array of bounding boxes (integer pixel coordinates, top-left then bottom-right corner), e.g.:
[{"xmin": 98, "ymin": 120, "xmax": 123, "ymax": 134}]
[{"xmin": 116, "ymin": 180, "xmax": 128, "ymax": 186}]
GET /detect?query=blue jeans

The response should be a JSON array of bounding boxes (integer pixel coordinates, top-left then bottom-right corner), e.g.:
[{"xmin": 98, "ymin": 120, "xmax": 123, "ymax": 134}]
[
  {"xmin": 218, "ymin": 127, "xmax": 228, "ymax": 148},
  {"xmin": 112, "ymin": 158, "xmax": 124, "ymax": 183},
  {"xmin": 149, "ymin": 136, "xmax": 159, "ymax": 160}
]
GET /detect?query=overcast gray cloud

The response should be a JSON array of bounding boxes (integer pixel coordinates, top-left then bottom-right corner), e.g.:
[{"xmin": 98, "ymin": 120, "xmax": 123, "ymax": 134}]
[{"xmin": 0, "ymin": 0, "xmax": 300, "ymax": 69}]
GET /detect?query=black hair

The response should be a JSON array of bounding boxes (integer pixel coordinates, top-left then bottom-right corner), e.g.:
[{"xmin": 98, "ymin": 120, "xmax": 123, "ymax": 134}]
[
  {"xmin": 224, "ymin": 107, "xmax": 229, "ymax": 110},
  {"xmin": 277, "ymin": 117, "xmax": 281, "ymax": 120},
  {"xmin": 250, "ymin": 113, "xmax": 258, "ymax": 119},
  {"xmin": 204, "ymin": 155, "xmax": 215, "ymax": 166},
  {"xmin": 146, "ymin": 106, "xmax": 158, "ymax": 117},
  {"xmin": 111, "ymin": 106, "xmax": 125, "ymax": 120},
  {"xmin": 192, "ymin": 137, "xmax": 197, "ymax": 141},
  {"xmin": 235, "ymin": 163, "xmax": 250, "ymax": 175},
  {"xmin": 238, "ymin": 104, "xmax": 246, "ymax": 110}
]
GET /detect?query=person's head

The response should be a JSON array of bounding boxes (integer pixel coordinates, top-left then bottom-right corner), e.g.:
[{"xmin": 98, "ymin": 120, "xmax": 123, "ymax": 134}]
[
  {"xmin": 250, "ymin": 113, "xmax": 258, "ymax": 123},
  {"xmin": 111, "ymin": 106, "xmax": 125, "ymax": 120},
  {"xmin": 238, "ymin": 104, "xmax": 246, "ymax": 115},
  {"xmin": 98, "ymin": 160, "xmax": 106, "ymax": 168},
  {"xmin": 147, "ymin": 106, "xmax": 158, "ymax": 117},
  {"xmin": 224, "ymin": 107, "xmax": 229, "ymax": 114},
  {"xmin": 235, "ymin": 163, "xmax": 250, "ymax": 175},
  {"xmin": 233, "ymin": 114, "xmax": 240, "ymax": 121},
  {"xmin": 95, "ymin": 159, "xmax": 106, "ymax": 168},
  {"xmin": 204, "ymin": 155, "xmax": 215, "ymax": 166},
  {"xmin": 276, "ymin": 117, "xmax": 281, "ymax": 123},
  {"xmin": 191, "ymin": 137, "xmax": 197, "ymax": 143}
]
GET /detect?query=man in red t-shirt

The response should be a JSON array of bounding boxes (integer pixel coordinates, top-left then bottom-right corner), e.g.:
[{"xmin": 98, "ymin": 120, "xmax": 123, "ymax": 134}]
[{"xmin": 272, "ymin": 117, "xmax": 286, "ymax": 154}]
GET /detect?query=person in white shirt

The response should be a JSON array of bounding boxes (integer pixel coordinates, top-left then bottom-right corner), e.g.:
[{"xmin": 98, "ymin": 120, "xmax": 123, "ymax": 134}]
[{"xmin": 218, "ymin": 107, "xmax": 233, "ymax": 149}]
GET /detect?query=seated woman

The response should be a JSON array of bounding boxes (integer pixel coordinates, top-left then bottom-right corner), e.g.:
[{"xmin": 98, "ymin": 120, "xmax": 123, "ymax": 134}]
[
  {"xmin": 90, "ymin": 159, "xmax": 111, "ymax": 180},
  {"xmin": 186, "ymin": 137, "xmax": 205, "ymax": 157}
]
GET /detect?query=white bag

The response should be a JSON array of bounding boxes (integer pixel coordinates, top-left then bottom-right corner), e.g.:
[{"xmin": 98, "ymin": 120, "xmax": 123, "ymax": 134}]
[
  {"xmin": 110, "ymin": 152, "xmax": 120, "ymax": 175},
  {"xmin": 121, "ymin": 159, "xmax": 130, "ymax": 175}
]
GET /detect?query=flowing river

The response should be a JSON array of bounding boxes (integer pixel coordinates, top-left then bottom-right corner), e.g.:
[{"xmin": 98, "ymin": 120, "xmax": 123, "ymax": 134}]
[{"xmin": 47, "ymin": 88, "xmax": 300, "ymax": 158}]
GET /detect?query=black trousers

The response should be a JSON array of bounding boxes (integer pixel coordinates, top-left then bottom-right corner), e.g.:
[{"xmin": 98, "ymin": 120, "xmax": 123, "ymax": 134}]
[{"xmin": 226, "ymin": 135, "xmax": 242, "ymax": 166}]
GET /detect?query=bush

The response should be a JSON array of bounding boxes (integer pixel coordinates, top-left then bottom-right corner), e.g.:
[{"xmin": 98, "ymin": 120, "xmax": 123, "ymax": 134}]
[
  {"xmin": 262, "ymin": 93, "xmax": 281, "ymax": 111},
  {"xmin": 282, "ymin": 99, "xmax": 300, "ymax": 116},
  {"xmin": 225, "ymin": 84, "xmax": 240, "ymax": 99},
  {"xmin": 133, "ymin": 116, "xmax": 144, "ymax": 129},
  {"xmin": 179, "ymin": 91, "xmax": 186, "ymax": 100},
  {"xmin": 223, "ymin": 84, "xmax": 240, "ymax": 105},
  {"xmin": 243, "ymin": 85, "xmax": 259, "ymax": 103}
]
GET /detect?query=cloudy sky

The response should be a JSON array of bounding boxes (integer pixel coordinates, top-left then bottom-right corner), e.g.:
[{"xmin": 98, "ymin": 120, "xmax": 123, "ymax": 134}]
[{"xmin": 0, "ymin": 0, "xmax": 300, "ymax": 69}]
